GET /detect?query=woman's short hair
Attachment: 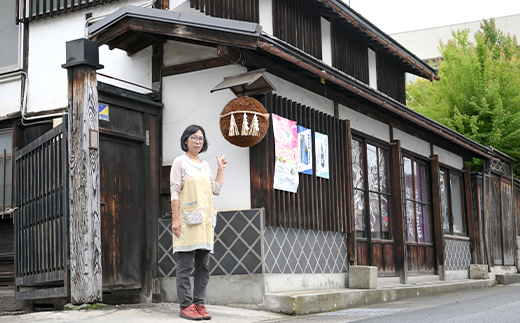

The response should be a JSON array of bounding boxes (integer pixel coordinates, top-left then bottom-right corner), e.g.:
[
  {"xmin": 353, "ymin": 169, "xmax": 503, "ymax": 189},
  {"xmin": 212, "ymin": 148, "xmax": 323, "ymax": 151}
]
[{"xmin": 180, "ymin": 124, "xmax": 208, "ymax": 153}]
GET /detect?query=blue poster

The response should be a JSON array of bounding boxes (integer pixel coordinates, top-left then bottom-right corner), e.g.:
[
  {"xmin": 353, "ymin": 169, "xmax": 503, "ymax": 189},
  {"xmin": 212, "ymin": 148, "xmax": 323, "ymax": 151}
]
[{"xmin": 297, "ymin": 126, "xmax": 312, "ymax": 175}]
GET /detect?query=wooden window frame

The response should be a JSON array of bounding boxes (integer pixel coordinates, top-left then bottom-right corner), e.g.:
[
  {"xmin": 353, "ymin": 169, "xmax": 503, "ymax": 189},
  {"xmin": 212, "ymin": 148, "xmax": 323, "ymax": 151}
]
[
  {"xmin": 402, "ymin": 153, "xmax": 433, "ymax": 246},
  {"xmin": 439, "ymin": 166, "xmax": 467, "ymax": 236},
  {"xmin": 351, "ymin": 134, "xmax": 392, "ymax": 241}
]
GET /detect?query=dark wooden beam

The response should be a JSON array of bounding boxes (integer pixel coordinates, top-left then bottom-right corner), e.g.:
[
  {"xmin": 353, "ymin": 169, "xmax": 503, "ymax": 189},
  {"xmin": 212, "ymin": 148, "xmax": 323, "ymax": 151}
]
[{"xmin": 162, "ymin": 57, "xmax": 230, "ymax": 76}]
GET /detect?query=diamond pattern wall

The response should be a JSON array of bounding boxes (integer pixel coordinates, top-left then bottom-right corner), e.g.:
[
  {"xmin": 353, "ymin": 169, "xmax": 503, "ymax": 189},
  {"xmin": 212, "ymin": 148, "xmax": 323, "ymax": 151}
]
[
  {"xmin": 445, "ymin": 239, "xmax": 471, "ymax": 271},
  {"xmin": 158, "ymin": 209, "xmax": 263, "ymax": 277},
  {"xmin": 158, "ymin": 208, "xmax": 349, "ymax": 277},
  {"xmin": 263, "ymin": 226, "xmax": 348, "ymax": 274}
]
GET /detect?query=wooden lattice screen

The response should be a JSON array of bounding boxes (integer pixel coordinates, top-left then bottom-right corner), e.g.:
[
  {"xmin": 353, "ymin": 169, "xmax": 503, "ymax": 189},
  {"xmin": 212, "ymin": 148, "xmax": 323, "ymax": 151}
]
[
  {"xmin": 13, "ymin": 121, "xmax": 69, "ymax": 300},
  {"xmin": 250, "ymin": 92, "xmax": 350, "ymax": 233}
]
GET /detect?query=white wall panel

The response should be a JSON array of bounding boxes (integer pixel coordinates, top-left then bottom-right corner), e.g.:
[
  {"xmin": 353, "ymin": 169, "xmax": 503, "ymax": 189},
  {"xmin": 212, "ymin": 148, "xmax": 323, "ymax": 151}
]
[
  {"xmin": 338, "ymin": 104, "xmax": 390, "ymax": 142},
  {"xmin": 393, "ymin": 128, "xmax": 430, "ymax": 157},
  {"xmin": 433, "ymin": 145, "xmax": 464, "ymax": 169}
]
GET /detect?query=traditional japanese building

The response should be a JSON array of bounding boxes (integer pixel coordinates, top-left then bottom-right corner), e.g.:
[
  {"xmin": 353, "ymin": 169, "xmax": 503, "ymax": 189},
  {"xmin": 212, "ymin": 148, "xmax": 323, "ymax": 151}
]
[{"xmin": 0, "ymin": 0, "xmax": 517, "ymax": 307}]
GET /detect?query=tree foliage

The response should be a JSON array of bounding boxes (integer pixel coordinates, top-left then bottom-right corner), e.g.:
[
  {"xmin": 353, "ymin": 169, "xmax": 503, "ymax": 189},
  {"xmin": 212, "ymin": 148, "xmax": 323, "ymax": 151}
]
[{"xmin": 406, "ymin": 19, "xmax": 520, "ymax": 176}]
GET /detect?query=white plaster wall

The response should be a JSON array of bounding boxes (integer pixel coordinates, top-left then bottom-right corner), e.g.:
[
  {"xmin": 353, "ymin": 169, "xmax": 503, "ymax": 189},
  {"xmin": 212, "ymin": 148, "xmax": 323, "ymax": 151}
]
[
  {"xmin": 433, "ymin": 145, "xmax": 464, "ymax": 169},
  {"xmin": 162, "ymin": 65, "xmax": 250, "ymax": 211},
  {"xmin": 0, "ymin": 74, "xmax": 22, "ymax": 116},
  {"xmin": 338, "ymin": 103, "xmax": 390, "ymax": 142},
  {"xmin": 26, "ymin": 0, "xmax": 151, "ymax": 114},
  {"xmin": 266, "ymin": 72, "xmax": 335, "ymax": 116},
  {"xmin": 259, "ymin": 0, "xmax": 274, "ymax": 35},
  {"xmin": 393, "ymin": 128, "xmax": 430, "ymax": 157}
]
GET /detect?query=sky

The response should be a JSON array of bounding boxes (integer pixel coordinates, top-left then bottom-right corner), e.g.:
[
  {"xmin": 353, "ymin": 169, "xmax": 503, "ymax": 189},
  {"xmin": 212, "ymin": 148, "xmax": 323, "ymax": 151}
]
[{"xmin": 347, "ymin": 0, "xmax": 520, "ymax": 34}]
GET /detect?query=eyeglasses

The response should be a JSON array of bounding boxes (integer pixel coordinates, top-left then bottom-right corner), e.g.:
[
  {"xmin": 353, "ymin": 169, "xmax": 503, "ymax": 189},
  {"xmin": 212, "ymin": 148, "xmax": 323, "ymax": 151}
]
[{"xmin": 189, "ymin": 135, "xmax": 205, "ymax": 143}]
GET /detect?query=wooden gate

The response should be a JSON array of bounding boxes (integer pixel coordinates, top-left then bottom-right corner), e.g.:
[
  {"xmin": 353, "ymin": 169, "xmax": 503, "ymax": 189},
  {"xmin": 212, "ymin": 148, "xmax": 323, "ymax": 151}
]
[{"xmin": 13, "ymin": 121, "xmax": 69, "ymax": 300}]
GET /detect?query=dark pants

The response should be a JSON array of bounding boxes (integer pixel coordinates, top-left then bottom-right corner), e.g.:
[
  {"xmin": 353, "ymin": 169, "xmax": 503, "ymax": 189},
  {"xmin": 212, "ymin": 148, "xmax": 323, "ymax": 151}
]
[{"xmin": 176, "ymin": 250, "xmax": 211, "ymax": 309}]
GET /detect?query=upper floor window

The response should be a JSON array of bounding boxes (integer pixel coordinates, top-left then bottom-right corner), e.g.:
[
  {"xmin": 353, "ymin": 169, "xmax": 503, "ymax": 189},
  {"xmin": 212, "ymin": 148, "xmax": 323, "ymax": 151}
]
[
  {"xmin": 403, "ymin": 155, "xmax": 432, "ymax": 244},
  {"xmin": 368, "ymin": 48, "xmax": 377, "ymax": 89},
  {"xmin": 0, "ymin": 0, "xmax": 21, "ymax": 72},
  {"xmin": 440, "ymin": 168, "xmax": 466, "ymax": 235},
  {"xmin": 352, "ymin": 138, "xmax": 391, "ymax": 240}
]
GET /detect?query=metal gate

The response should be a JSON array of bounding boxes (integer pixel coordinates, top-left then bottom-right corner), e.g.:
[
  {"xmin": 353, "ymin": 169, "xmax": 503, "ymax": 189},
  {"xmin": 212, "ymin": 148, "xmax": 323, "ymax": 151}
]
[{"xmin": 13, "ymin": 121, "xmax": 69, "ymax": 300}]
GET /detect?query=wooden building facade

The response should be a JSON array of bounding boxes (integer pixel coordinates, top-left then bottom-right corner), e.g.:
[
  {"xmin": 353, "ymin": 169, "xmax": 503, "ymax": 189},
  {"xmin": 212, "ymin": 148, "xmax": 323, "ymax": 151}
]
[{"xmin": 0, "ymin": 0, "xmax": 517, "ymax": 306}]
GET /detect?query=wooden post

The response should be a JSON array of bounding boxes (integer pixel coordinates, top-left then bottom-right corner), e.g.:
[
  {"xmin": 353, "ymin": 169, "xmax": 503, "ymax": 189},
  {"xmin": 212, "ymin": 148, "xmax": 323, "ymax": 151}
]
[
  {"xmin": 390, "ymin": 140, "xmax": 406, "ymax": 283},
  {"xmin": 62, "ymin": 38, "xmax": 104, "ymax": 304},
  {"xmin": 430, "ymin": 155, "xmax": 445, "ymax": 280}
]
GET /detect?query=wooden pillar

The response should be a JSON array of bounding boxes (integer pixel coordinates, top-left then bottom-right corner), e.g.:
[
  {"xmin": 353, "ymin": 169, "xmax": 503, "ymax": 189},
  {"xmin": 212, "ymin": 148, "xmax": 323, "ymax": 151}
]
[
  {"xmin": 464, "ymin": 167, "xmax": 477, "ymax": 264},
  {"xmin": 390, "ymin": 140, "xmax": 406, "ymax": 283},
  {"xmin": 62, "ymin": 38, "xmax": 104, "ymax": 304},
  {"xmin": 345, "ymin": 120, "xmax": 356, "ymax": 265},
  {"xmin": 430, "ymin": 155, "xmax": 445, "ymax": 280}
]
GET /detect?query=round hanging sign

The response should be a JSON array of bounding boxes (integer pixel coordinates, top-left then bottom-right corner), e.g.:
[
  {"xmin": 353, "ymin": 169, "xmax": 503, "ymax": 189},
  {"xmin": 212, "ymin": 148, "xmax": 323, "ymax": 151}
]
[{"xmin": 219, "ymin": 96, "xmax": 270, "ymax": 147}]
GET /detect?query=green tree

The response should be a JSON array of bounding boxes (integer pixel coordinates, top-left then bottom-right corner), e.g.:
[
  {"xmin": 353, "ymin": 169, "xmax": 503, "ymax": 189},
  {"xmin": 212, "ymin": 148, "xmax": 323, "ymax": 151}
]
[{"xmin": 407, "ymin": 19, "xmax": 520, "ymax": 176}]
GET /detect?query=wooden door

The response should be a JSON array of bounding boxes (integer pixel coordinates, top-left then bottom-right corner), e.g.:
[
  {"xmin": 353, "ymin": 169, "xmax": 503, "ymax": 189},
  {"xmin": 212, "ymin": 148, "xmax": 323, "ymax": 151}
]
[{"xmin": 100, "ymin": 135, "xmax": 143, "ymax": 289}]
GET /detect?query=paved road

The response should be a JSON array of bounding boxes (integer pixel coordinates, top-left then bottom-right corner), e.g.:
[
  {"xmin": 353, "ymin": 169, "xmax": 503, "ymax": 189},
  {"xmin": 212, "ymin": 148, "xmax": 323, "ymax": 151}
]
[{"xmin": 270, "ymin": 284, "xmax": 520, "ymax": 323}]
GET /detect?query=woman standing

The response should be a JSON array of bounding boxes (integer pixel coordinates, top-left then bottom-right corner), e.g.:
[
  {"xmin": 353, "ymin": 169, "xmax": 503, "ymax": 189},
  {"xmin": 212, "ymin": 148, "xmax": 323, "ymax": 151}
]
[{"xmin": 170, "ymin": 124, "xmax": 227, "ymax": 321}]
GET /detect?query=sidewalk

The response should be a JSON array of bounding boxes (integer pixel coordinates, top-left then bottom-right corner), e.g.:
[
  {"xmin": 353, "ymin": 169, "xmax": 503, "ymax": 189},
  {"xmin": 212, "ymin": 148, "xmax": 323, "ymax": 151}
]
[
  {"xmin": 0, "ymin": 277, "xmax": 497, "ymax": 322},
  {"xmin": 0, "ymin": 302, "xmax": 288, "ymax": 323}
]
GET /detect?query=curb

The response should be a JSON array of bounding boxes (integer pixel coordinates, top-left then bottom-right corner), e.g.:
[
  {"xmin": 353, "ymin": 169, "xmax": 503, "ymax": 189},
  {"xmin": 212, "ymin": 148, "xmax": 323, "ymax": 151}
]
[{"xmin": 263, "ymin": 279, "xmax": 496, "ymax": 315}]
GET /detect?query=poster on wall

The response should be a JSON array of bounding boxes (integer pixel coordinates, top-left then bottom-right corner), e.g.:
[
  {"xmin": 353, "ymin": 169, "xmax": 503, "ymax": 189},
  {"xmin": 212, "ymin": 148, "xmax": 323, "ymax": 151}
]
[
  {"xmin": 297, "ymin": 126, "xmax": 313, "ymax": 175},
  {"xmin": 315, "ymin": 132, "xmax": 329, "ymax": 179},
  {"xmin": 272, "ymin": 114, "xmax": 299, "ymax": 193}
]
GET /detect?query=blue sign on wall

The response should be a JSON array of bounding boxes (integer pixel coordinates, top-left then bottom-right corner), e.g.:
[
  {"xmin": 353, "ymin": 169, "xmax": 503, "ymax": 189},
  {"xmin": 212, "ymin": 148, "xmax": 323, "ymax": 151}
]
[{"xmin": 99, "ymin": 103, "xmax": 109, "ymax": 121}]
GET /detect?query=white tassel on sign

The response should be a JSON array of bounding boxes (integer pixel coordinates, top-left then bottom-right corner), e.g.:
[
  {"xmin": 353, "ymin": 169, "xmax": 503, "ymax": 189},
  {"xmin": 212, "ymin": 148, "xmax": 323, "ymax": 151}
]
[
  {"xmin": 229, "ymin": 114, "xmax": 239, "ymax": 136},
  {"xmin": 249, "ymin": 113, "xmax": 260, "ymax": 136},
  {"xmin": 241, "ymin": 113, "xmax": 250, "ymax": 136}
]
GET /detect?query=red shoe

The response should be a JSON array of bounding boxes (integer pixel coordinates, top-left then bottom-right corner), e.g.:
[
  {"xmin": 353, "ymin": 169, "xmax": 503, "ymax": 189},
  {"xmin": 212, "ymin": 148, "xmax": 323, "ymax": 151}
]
[
  {"xmin": 195, "ymin": 304, "xmax": 212, "ymax": 320},
  {"xmin": 180, "ymin": 304, "xmax": 202, "ymax": 320}
]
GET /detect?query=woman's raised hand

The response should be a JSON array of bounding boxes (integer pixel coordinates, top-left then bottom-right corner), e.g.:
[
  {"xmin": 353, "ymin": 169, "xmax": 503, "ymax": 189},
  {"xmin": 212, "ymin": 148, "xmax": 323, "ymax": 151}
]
[{"xmin": 216, "ymin": 155, "xmax": 227, "ymax": 170}]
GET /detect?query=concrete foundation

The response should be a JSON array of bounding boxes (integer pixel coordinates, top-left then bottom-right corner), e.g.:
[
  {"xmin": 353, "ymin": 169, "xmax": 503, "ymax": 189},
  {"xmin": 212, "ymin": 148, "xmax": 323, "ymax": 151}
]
[
  {"xmin": 469, "ymin": 264, "xmax": 489, "ymax": 279},
  {"xmin": 348, "ymin": 266, "xmax": 377, "ymax": 289}
]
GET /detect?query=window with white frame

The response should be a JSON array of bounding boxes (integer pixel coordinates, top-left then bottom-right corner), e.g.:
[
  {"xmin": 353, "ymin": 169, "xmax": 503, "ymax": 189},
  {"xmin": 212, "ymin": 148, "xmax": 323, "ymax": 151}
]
[
  {"xmin": 352, "ymin": 138, "xmax": 391, "ymax": 239},
  {"xmin": 0, "ymin": 0, "xmax": 21, "ymax": 72},
  {"xmin": 368, "ymin": 47, "xmax": 377, "ymax": 89},
  {"xmin": 440, "ymin": 168, "xmax": 466, "ymax": 235},
  {"xmin": 403, "ymin": 155, "xmax": 432, "ymax": 243}
]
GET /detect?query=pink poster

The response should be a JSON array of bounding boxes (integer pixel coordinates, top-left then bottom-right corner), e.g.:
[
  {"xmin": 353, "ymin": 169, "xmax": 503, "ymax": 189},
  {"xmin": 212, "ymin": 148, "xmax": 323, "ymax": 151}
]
[{"xmin": 272, "ymin": 113, "xmax": 299, "ymax": 193}]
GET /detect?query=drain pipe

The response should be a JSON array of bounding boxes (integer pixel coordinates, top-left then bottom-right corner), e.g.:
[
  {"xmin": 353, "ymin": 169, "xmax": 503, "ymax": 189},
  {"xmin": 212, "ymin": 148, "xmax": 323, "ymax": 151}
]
[{"xmin": 17, "ymin": 70, "xmax": 67, "ymax": 125}]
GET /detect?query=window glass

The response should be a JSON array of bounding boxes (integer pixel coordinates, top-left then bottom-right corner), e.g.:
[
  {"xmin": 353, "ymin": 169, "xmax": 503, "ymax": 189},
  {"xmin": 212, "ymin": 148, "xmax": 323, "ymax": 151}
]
[
  {"xmin": 379, "ymin": 148, "xmax": 388, "ymax": 193},
  {"xmin": 406, "ymin": 200, "xmax": 415, "ymax": 242},
  {"xmin": 367, "ymin": 144, "xmax": 378, "ymax": 191},
  {"xmin": 369, "ymin": 192, "xmax": 380, "ymax": 238},
  {"xmin": 352, "ymin": 140, "xmax": 365, "ymax": 237},
  {"xmin": 440, "ymin": 170, "xmax": 450, "ymax": 231},
  {"xmin": 451, "ymin": 175, "xmax": 464, "ymax": 233},
  {"xmin": 0, "ymin": 0, "xmax": 20, "ymax": 70}
]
